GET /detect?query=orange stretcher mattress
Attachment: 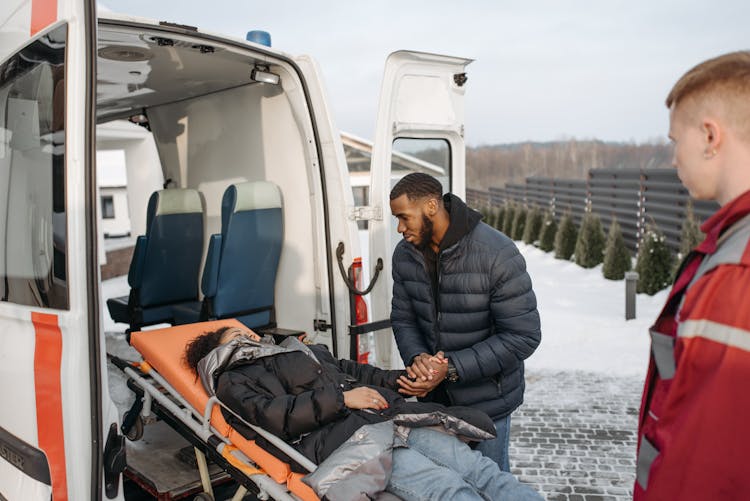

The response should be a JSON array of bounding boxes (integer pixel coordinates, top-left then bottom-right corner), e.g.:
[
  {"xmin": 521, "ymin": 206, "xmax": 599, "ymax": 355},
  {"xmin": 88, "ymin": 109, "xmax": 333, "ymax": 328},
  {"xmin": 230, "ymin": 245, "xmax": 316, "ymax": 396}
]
[{"xmin": 130, "ymin": 319, "xmax": 318, "ymax": 501}]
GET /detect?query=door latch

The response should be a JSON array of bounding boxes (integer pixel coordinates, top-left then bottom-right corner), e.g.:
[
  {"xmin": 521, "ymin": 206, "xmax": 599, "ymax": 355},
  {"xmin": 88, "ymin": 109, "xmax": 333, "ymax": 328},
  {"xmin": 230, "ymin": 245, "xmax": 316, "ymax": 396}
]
[{"xmin": 313, "ymin": 319, "xmax": 333, "ymax": 332}]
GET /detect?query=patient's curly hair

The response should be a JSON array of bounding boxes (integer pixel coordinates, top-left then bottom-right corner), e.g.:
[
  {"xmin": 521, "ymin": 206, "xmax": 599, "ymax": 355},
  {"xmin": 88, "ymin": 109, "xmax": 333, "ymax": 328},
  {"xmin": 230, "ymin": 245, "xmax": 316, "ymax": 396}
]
[{"xmin": 184, "ymin": 326, "xmax": 231, "ymax": 375}]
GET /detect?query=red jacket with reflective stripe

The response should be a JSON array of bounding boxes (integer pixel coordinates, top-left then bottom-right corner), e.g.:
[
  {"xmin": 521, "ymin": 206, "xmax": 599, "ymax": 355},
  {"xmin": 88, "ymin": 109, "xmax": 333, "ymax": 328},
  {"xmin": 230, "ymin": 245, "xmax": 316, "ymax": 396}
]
[{"xmin": 635, "ymin": 190, "xmax": 750, "ymax": 501}]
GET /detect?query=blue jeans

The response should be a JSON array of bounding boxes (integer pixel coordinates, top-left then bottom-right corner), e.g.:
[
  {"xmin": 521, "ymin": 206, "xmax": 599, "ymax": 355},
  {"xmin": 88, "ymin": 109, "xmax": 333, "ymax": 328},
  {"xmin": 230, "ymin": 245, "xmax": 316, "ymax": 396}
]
[
  {"xmin": 386, "ymin": 428, "xmax": 541, "ymax": 501},
  {"xmin": 475, "ymin": 415, "xmax": 511, "ymax": 471}
]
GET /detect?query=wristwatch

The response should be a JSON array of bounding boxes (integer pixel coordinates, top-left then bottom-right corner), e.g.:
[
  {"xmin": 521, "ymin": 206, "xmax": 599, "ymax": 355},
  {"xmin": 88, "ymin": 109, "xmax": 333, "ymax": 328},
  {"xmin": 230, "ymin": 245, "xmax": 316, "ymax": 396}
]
[{"xmin": 446, "ymin": 361, "xmax": 459, "ymax": 383}]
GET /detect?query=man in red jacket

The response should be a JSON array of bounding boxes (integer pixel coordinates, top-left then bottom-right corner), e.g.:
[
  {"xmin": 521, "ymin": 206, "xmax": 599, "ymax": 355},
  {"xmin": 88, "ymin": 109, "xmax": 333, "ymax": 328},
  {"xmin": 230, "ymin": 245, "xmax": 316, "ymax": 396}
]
[{"xmin": 636, "ymin": 51, "xmax": 750, "ymax": 500}]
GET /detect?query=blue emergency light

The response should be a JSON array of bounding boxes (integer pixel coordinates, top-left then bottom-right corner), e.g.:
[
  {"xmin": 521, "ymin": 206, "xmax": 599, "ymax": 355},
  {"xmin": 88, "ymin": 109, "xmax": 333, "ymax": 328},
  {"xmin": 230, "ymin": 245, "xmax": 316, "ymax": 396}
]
[{"xmin": 246, "ymin": 30, "xmax": 271, "ymax": 47}]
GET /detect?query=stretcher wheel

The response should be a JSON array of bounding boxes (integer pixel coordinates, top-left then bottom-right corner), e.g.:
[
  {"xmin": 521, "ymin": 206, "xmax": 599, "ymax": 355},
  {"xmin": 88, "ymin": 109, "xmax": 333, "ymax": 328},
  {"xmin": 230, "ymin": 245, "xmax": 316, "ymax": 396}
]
[
  {"xmin": 123, "ymin": 411, "xmax": 144, "ymax": 441},
  {"xmin": 193, "ymin": 493, "xmax": 214, "ymax": 501}
]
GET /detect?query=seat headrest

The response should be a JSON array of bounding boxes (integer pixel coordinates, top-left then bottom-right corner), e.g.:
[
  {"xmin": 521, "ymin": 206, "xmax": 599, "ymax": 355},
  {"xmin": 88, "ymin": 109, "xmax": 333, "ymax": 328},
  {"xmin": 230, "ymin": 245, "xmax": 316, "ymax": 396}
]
[
  {"xmin": 156, "ymin": 189, "xmax": 204, "ymax": 216},
  {"xmin": 229, "ymin": 181, "xmax": 282, "ymax": 213}
]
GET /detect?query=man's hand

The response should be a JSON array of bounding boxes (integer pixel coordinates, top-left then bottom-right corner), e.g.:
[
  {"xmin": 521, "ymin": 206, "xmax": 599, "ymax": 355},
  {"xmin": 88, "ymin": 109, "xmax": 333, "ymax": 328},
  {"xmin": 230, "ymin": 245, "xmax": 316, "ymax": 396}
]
[
  {"xmin": 399, "ymin": 352, "xmax": 449, "ymax": 396},
  {"xmin": 343, "ymin": 387, "xmax": 389, "ymax": 410},
  {"xmin": 406, "ymin": 352, "xmax": 448, "ymax": 382},
  {"xmin": 396, "ymin": 375, "xmax": 432, "ymax": 397}
]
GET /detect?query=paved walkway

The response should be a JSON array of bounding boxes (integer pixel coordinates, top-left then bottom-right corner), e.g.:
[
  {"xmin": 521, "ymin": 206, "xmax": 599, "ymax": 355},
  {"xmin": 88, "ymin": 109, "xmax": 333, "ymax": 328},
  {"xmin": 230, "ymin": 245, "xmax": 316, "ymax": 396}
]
[{"xmin": 510, "ymin": 370, "xmax": 642, "ymax": 501}]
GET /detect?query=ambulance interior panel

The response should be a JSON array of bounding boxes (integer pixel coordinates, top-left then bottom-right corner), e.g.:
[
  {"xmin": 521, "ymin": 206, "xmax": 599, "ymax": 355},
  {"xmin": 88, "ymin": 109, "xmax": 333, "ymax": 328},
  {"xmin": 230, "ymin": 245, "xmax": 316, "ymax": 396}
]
[{"xmin": 95, "ymin": 19, "xmax": 329, "ymax": 428}]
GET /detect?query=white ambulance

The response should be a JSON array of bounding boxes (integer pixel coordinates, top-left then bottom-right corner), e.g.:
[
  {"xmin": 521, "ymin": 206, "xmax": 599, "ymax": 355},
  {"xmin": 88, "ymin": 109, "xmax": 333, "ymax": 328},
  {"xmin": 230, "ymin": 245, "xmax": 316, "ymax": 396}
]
[{"xmin": 0, "ymin": 0, "xmax": 469, "ymax": 499}]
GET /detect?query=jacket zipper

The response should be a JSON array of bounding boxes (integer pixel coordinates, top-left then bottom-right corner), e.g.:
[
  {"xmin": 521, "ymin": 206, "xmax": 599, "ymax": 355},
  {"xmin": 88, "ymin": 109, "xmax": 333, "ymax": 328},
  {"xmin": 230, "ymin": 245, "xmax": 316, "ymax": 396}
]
[
  {"xmin": 407, "ymin": 244, "xmax": 444, "ymax": 353},
  {"xmin": 434, "ymin": 252, "xmax": 442, "ymax": 351}
]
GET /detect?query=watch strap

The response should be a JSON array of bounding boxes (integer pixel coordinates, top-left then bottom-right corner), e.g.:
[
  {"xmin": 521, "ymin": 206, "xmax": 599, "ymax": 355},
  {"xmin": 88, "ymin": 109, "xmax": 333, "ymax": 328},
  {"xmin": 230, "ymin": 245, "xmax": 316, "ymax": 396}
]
[{"xmin": 446, "ymin": 361, "xmax": 459, "ymax": 382}]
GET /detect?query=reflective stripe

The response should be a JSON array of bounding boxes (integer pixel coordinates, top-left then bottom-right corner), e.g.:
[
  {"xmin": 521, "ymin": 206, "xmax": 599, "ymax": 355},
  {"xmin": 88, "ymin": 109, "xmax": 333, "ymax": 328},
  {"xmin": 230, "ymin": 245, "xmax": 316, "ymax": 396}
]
[
  {"xmin": 32, "ymin": 312, "xmax": 68, "ymax": 501},
  {"xmin": 636, "ymin": 436, "xmax": 659, "ymax": 490},
  {"xmin": 685, "ymin": 213, "xmax": 750, "ymax": 291},
  {"xmin": 649, "ymin": 329, "xmax": 676, "ymax": 380},
  {"xmin": 677, "ymin": 214, "xmax": 750, "ymax": 316},
  {"xmin": 678, "ymin": 319, "xmax": 750, "ymax": 353}
]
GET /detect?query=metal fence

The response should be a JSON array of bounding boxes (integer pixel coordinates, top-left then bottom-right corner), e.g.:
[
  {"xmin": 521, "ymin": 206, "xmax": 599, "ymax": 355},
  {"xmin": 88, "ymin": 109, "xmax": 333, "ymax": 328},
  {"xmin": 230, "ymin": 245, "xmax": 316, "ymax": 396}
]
[
  {"xmin": 590, "ymin": 169, "xmax": 643, "ymax": 250},
  {"xmin": 551, "ymin": 179, "xmax": 588, "ymax": 228},
  {"xmin": 467, "ymin": 168, "xmax": 719, "ymax": 252}
]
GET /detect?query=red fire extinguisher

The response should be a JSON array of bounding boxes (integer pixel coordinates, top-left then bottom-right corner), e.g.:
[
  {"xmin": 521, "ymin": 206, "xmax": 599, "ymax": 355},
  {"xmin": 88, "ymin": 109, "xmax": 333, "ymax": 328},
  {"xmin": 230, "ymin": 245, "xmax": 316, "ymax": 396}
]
[{"xmin": 349, "ymin": 257, "xmax": 370, "ymax": 363}]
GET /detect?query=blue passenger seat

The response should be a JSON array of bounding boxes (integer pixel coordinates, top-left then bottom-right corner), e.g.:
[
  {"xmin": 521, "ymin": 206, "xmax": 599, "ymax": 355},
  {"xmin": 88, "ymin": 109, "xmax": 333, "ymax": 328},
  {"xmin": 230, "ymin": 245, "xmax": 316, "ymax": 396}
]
[
  {"xmin": 106, "ymin": 188, "xmax": 205, "ymax": 333},
  {"xmin": 199, "ymin": 181, "xmax": 283, "ymax": 329}
]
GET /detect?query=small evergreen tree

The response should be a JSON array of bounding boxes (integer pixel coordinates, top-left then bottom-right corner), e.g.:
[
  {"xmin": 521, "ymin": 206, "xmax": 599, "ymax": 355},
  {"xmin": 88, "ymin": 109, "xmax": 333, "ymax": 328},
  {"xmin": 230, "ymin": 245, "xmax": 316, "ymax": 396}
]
[
  {"xmin": 554, "ymin": 213, "xmax": 578, "ymax": 260},
  {"xmin": 479, "ymin": 206, "xmax": 491, "ymax": 226},
  {"xmin": 538, "ymin": 211, "xmax": 557, "ymax": 252},
  {"xmin": 502, "ymin": 203, "xmax": 516, "ymax": 235},
  {"xmin": 481, "ymin": 205, "xmax": 494, "ymax": 228},
  {"xmin": 574, "ymin": 212, "xmax": 606, "ymax": 268},
  {"xmin": 511, "ymin": 205, "xmax": 527, "ymax": 241},
  {"xmin": 494, "ymin": 206, "xmax": 506, "ymax": 232},
  {"xmin": 602, "ymin": 217, "xmax": 632, "ymax": 280},
  {"xmin": 679, "ymin": 200, "xmax": 703, "ymax": 259},
  {"xmin": 635, "ymin": 224, "xmax": 675, "ymax": 295},
  {"xmin": 522, "ymin": 206, "xmax": 543, "ymax": 245}
]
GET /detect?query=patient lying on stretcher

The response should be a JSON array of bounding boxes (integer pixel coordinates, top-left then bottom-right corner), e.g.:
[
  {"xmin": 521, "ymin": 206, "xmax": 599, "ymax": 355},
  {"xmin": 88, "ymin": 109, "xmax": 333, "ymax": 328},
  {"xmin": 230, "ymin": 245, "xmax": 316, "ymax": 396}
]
[{"xmin": 185, "ymin": 327, "xmax": 542, "ymax": 501}]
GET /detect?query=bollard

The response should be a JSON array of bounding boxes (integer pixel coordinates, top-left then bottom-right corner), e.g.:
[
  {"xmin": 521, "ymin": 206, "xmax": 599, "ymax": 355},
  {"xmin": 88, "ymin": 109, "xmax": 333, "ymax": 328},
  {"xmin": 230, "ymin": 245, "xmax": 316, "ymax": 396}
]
[{"xmin": 625, "ymin": 271, "xmax": 639, "ymax": 320}]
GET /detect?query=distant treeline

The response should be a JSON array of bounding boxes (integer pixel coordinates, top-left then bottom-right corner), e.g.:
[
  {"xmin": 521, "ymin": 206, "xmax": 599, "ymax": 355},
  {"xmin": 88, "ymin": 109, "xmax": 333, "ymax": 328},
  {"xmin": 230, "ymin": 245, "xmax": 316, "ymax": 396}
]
[{"xmin": 466, "ymin": 140, "xmax": 672, "ymax": 190}]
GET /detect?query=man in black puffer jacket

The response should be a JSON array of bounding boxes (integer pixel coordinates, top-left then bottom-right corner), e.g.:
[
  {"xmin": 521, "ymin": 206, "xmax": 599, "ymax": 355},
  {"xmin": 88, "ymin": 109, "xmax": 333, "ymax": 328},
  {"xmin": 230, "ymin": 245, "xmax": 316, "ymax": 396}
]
[
  {"xmin": 389, "ymin": 173, "xmax": 541, "ymax": 472},
  {"xmin": 185, "ymin": 326, "xmax": 543, "ymax": 501}
]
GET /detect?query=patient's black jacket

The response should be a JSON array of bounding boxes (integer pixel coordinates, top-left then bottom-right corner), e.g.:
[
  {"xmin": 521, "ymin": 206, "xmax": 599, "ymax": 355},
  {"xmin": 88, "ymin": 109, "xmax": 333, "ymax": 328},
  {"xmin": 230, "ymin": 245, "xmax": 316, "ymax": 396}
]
[{"xmin": 203, "ymin": 339, "xmax": 494, "ymax": 472}]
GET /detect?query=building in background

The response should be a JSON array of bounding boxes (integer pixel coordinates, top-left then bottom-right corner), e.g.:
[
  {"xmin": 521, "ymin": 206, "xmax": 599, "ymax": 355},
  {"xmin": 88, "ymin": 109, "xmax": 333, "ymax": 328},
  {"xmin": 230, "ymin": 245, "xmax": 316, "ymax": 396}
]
[
  {"xmin": 97, "ymin": 120, "xmax": 163, "ymax": 278},
  {"xmin": 342, "ymin": 131, "xmax": 449, "ymax": 230},
  {"xmin": 97, "ymin": 149, "xmax": 130, "ymax": 238}
]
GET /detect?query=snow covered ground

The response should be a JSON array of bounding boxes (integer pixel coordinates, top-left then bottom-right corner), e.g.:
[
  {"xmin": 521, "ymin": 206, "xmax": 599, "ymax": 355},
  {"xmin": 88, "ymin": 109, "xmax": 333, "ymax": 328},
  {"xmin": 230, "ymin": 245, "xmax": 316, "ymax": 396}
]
[
  {"xmin": 101, "ymin": 241, "xmax": 668, "ymax": 379},
  {"xmin": 518, "ymin": 242, "xmax": 667, "ymax": 378}
]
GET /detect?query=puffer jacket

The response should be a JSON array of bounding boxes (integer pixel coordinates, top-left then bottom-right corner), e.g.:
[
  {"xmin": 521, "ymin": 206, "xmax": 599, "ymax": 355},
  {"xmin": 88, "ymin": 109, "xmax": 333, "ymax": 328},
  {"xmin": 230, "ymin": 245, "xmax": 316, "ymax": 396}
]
[
  {"xmin": 197, "ymin": 336, "xmax": 496, "ymax": 472},
  {"xmin": 391, "ymin": 194, "xmax": 541, "ymax": 420}
]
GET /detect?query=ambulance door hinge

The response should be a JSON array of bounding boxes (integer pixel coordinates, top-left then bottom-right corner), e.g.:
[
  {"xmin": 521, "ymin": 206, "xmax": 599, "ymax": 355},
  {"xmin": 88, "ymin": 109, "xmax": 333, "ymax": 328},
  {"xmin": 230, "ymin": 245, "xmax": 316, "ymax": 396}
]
[
  {"xmin": 313, "ymin": 319, "xmax": 333, "ymax": 332},
  {"xmin": 348, "ymin": 206, "xmax": 383, "ymax": 221}
]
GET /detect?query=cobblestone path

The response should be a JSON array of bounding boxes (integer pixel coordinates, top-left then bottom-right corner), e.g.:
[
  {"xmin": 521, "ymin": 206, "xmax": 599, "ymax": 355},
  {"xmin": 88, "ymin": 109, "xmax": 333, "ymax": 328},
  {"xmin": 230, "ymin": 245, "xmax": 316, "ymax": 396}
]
[{"xmin": 510, "ymin": 370, "xmax": 642, "ymax": 501}]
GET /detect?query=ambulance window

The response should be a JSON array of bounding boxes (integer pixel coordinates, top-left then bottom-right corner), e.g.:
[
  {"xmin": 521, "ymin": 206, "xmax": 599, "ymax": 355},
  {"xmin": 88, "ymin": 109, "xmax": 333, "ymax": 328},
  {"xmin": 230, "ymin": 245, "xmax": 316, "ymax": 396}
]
[
  {"xmin": 101, "ymin": 196, "xmax": 115, "ymax": 219},
  {"xmin": 0, "ymin": 25, "xmax": 68, "ymax": 309},
  {"xmin": 391, "ymin": 138, "xmax": 451, "ymax": 193}
]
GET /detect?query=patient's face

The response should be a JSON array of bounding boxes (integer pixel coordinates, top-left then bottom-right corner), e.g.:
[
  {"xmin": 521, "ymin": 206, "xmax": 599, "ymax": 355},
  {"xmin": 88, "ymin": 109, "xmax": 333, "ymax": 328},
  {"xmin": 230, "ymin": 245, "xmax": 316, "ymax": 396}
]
[{"xmin": 220, "ymin": 328, "xmax": 261, "ymax": 344}]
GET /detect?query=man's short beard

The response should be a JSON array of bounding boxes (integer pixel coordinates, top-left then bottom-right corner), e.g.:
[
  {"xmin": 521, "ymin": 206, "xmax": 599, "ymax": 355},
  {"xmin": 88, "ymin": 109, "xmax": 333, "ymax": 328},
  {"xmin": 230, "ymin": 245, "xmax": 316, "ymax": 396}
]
[{"xmin": 415, "ymin": 214, "xmax": 434, "ymax": 251}]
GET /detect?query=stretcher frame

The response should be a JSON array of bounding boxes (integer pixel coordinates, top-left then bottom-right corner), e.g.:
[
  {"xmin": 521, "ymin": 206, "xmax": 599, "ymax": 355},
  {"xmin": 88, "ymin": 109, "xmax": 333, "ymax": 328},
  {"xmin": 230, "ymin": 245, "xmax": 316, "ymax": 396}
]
[{"xmin": 115, "ymin": 319, "xmax": 321, "ymax": 501}]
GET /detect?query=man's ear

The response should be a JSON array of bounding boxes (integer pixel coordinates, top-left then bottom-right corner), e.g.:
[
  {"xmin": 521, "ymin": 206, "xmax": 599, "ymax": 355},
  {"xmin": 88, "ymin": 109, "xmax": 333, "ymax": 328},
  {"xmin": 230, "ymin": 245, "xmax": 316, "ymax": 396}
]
[
  {"xmin": 424, "ymin": 197, "xmax": 439, "ymax": 217},
  {"xmin": 703, "ymin": 117, "xmax": 722, "ymax": 156}
]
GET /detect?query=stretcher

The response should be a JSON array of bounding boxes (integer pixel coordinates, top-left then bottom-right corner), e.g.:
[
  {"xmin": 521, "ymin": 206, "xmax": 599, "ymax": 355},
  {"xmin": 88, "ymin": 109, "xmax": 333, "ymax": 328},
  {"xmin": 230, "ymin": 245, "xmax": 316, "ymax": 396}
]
[{"xmin": 112, "ymin": 319, "xmax": 321, "ymax": 501}]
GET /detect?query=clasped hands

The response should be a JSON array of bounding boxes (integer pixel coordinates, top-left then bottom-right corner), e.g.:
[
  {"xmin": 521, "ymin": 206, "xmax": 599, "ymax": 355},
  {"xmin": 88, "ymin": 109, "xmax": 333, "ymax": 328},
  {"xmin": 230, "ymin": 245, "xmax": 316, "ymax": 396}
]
[
  {"xmin": 397, "ymin": 351, "xmax": 448, "ymax": 398},
  {"xmin": 342, "ymin": 352, "xmax": 448, "ymax": 410}
]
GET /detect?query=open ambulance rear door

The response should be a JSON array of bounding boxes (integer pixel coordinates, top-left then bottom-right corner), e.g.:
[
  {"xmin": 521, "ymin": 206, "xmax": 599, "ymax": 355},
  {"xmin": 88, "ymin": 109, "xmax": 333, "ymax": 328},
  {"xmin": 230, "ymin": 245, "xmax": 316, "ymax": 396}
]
[
  {"xmin": 367, "ymin": 50, "xmax": 472, "ymax": 369},
  {"xmin": 0, "ymin": 0, "xmax": 110, "ymax": 500},
  {"xmin": 289, "ymin": 54, "xmax": 366, "ymax": 361}
]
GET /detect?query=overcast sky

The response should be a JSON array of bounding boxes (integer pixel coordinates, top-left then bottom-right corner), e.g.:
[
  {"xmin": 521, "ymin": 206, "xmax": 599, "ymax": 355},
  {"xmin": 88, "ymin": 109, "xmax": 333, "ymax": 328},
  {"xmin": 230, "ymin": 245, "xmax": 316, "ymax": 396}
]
[{"xmin": 101, "ymin": 0, "xmax": 749, "ymax": 146}]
